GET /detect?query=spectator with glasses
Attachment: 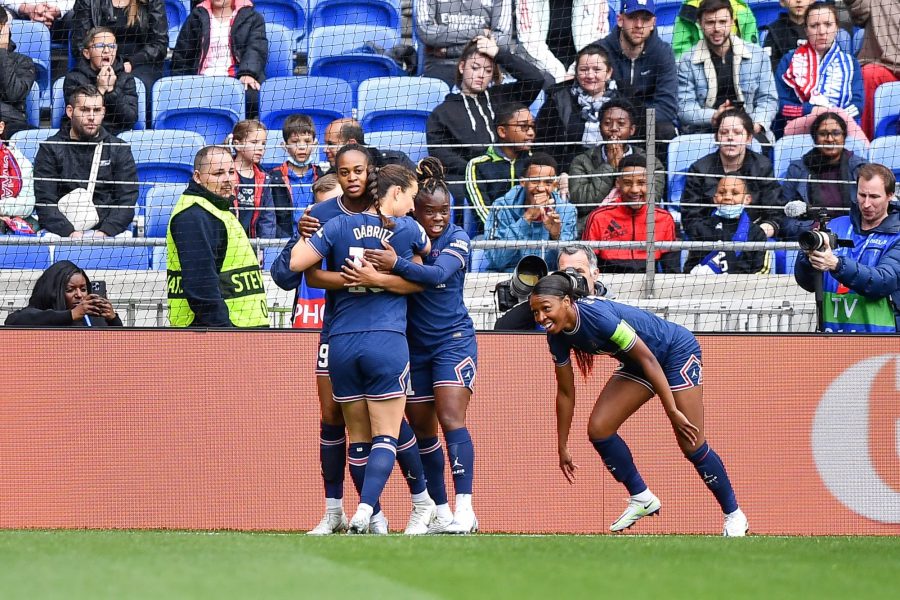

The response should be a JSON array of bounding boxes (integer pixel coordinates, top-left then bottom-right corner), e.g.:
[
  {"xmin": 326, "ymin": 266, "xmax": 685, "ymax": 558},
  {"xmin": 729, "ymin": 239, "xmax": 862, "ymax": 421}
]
[{"xmin": 63, "ymin": 26, "xmax": 138, "ymax": 135}]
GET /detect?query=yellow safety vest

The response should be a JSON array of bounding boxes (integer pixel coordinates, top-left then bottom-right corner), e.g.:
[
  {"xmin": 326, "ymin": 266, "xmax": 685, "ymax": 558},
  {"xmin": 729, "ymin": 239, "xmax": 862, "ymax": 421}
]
[{"xmin": 166, "ymin": 193, "xmax": 269, "ymax": 327}]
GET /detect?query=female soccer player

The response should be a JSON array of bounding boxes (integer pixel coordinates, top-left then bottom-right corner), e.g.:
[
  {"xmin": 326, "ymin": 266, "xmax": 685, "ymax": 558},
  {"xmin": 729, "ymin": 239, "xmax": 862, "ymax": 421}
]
[
  {"xmin": 290, "ymin": 160, "xmax": 431, "ymax": 534},
  {"xmin": 345, "ymin": 157, "xmax": 479, "ymax": 533},
  {"xmin": 529, "ymin": 272, "xmax": 749, "ymax": 536}
]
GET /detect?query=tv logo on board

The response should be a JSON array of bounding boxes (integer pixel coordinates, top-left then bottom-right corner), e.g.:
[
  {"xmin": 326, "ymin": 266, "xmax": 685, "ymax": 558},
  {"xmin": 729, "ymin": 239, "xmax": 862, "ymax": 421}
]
[{"xmin": 812, "ymin": 355, "xmax": 900, "ymax": 523}]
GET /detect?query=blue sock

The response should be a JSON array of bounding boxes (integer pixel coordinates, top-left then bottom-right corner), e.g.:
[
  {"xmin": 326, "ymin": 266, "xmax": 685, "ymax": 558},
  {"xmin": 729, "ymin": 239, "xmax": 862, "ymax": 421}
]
[
  {"xmin": 320, "ymin": 422, "xmax": 346, "ymax": 500},
  {"xmin": 418, "ymin": 436, "xmax": 448, "ymax": 505},
  {"xmin": 445, "ymin": 427, "xmax": 474, "ymax": 495},
  {"xmin": 688, "ymin": 442, "xmax": 738, "ymax": 514},
  {"xmin": 591, "ymin": 434, "xmax": 647, "ymax": 496},
  {"xmin": 348, "ymin": 442, "xmax": 380, "ymax": 515},
  {"xmin": 361, "ymin": 436, "xmax": 398, "ymax": 507},
  {"xmin": 396, "ymin": 419, "xmax": 428, "ymax": 495}
]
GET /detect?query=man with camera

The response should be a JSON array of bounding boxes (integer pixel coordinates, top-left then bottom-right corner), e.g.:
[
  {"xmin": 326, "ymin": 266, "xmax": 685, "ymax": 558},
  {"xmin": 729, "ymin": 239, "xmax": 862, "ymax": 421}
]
[
  {"xmin": 794, "ymin": 163, "xmax": 900, "ymax": 333},
  {"xmin": 493, "ymin": 246, "xmax": 609, "ymax": 331}
]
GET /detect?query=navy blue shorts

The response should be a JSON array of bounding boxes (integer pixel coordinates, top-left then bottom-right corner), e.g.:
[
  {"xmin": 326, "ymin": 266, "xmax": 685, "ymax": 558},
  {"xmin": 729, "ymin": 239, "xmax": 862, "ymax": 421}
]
[
  {"xmin": 614, "ymin": 332, "xmax": 703, "ymax": 393},
  {"xmin": 329, "ymin": 331, "xmax": 410, "ymax": 403},
  {"xmin": 408, "ymin": 335, "xmax": 477, "ymax": 403}
]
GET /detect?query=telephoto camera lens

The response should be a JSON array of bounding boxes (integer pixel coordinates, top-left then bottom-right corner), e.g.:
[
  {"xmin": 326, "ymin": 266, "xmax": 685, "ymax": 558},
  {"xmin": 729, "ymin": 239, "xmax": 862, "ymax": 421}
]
[
  {"xmin": 798, "ymin": 230, "xmax": 826, "ymax": 253},
  {"xmin": 510, "ymin": 255, "xmax": 549, "ymax": 298}
]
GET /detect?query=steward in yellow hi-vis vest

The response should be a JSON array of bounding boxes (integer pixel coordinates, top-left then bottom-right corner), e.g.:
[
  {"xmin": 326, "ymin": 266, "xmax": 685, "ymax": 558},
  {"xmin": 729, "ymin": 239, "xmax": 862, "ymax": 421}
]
[{"xmin": 166, "ymin": 147, "xmax": 269, "ymax": 327}]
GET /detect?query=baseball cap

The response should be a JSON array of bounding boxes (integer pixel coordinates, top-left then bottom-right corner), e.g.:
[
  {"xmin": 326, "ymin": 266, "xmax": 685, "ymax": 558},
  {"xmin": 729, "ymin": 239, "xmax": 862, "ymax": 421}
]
[{"xmin": 621, "ymin": 0, "xmax": 656, "ymax": 16}]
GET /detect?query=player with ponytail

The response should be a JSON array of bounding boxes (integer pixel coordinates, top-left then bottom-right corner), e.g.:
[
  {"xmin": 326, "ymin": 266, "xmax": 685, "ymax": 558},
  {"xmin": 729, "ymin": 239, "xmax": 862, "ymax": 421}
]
[{"xmin": 530, "ymin": 273, "xmax": 749, "ymax": 536}]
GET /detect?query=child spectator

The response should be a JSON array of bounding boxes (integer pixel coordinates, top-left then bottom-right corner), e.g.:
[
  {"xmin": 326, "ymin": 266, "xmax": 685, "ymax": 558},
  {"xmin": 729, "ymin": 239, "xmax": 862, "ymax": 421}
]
[
  {"xmin": 581, "ymin": 154, "xmax": 680, "ymax": 273},
  {"xmin": 0, "ymin": 118, "xmax": 35, "ymax": 231},
  {"xmin": 172, "ymin": 0, "xmax": 268, "ymax": 117},
  {"xmin": 484, "ymin": 152, "xmax": 577, "ymax": 272},
  {"xmin": 64, "ymin": 27, "xmax": 138, "ymax": 136},
  {"xmin": 71, "ymin": 0, "xmax": 169, "ymax": 101},
  {"xmin": 763, "ymin": 0, "xmax": 811, "ymax": 71},
  {"xmin": 684, "ymin": 175, "xmax": 771, "ymax": 274},
  {"xmin": 269, "ymin": 114, "xmax": 325, "ymax": 238},
  {"xmin": 464, "ymin": 102, "xmax": 534, "ymax": 235},
  {"xmin": 229, "ymin": 119, "xmax": 275, "ymax": 238},
  {"xmin": 311, "ymin": 173, "xmax": 340, "ymax": 203}
]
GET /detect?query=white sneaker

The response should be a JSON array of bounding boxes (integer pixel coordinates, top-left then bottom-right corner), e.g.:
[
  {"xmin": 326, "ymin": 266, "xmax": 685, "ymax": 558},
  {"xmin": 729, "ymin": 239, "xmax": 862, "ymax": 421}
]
[
  {"xmin": 445, "ymin": 507, "xmax": 479, "ymax": 534},
  {"xmin": 307, "ymin": 511, "xmax": 348, "ymax": 535},
  {"xmin": 610, "ymin": 493, "xmax": 661, "ymax": 532},
  {"xmin": 347, "ymin": 508, "xmax": 372, "ymax": 534},
  {"xmin": 427, "ymin": 512, "xmax": 455, "ymax": 534},
  {"xmin": 369, "ymin": 511, "xmax": 389, "ymax": 535},
  {"xmin": 404, "ymin": 499, "xmax": 436, "ymax": 535},
  {"xmin": 723, "ymin": 508, "xmax": 749, "ymax": 537}
]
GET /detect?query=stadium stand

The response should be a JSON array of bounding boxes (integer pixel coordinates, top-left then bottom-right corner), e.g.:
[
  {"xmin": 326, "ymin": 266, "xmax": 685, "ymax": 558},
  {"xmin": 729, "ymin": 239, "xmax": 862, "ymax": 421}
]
[
  {"xmin": 9, "ymin": 128, "xmax": 58, "ymax": 165},
  {"xmin": 364, "ymin": 130, "xmax": 428, "ymax": 163},
  {"xmin": 873, "ymin": 81, "xmax": 900, "ymax": 138},
  {"xmin": 265, "ymin": 23, "xmax": 297, "ymax": 79},
  {"xmin": 24, "ymin": 83, "xmax": 40, "ymax": 128},
  {"xmin": 119, "ymin": 130, "xmax": 206, "ymax": 211},
  {"xmin": 309, "ymin": 0, "xmax": 402, "ymax": 31},
  {"xmin": 9, "ymin": 19, "xmax": 50, "ymax": 105},
  {"xmin": 253, "ymin": 0, "xmax": 309, "ymax": 51},
  {"xmin": 869, "ymin": 136, "xmax": 900, "ymax": 178},
  {"xmin": 165, "ymin": 0, "xmax": 191, "ymax": 33},
  {"xmin": 0, "ymin": 244, "xmax": 51, "ymax": 270},
  {"xmin": 773, "ymin": 134, "xmax": 870, "ymax": 178},
  {"xmin": 262, "ymin": 129, "xmax": 292, "ymax": 171},
  {"xmin": 307, "ymin": 25, "xmax": 404, "ymax": 99},
  {"xmin": 258, "ymin": 76, "xmax": 352, "ymax": 138},
  {"xmin": 357, "ymin": 76, "xmax": 449, "ymax": 133},
  {"xmin": 152, "ymin": 76, "xmax": 246, "ymax": 144},
  {"xmin": 54, "ymin": 245, "xmax": 150, "ymax": 270},
  {"xmin": 749, "ymin": 1, "xmax": 784, "ymax": 31},
  {"xmin": 51, "ymin": 78, "xmax": 148, "ymax": 130}
]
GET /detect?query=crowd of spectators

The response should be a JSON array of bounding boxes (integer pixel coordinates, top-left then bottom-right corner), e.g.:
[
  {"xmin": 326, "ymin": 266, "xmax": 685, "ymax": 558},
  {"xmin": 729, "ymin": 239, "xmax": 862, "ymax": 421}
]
[{"xmin": 0, "ymin": 0, "xmax": 898, "ymax": 288}]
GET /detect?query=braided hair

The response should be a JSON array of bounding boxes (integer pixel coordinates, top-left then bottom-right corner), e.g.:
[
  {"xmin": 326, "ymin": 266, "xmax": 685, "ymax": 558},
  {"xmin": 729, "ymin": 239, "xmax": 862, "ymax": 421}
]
[
  {"xmin": 415, "ymin": 156, "xmax": 450, "ymax": 204},
  {"xmin": 532, "ymin": 273, "xmax": 594, "ymax": 377}
]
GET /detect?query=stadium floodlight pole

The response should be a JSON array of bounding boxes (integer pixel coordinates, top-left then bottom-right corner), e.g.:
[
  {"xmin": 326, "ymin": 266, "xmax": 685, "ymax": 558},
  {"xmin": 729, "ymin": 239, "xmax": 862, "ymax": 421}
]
[{"xmin": 643, "ymin": 108, "xmax": 658, "ymax": 299}]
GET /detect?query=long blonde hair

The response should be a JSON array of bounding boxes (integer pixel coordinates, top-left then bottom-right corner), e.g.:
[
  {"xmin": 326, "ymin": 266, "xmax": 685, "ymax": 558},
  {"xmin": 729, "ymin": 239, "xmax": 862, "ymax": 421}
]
[{"xmin": 126, "ymin": 0, "xmax": 147, "ymax": 29}]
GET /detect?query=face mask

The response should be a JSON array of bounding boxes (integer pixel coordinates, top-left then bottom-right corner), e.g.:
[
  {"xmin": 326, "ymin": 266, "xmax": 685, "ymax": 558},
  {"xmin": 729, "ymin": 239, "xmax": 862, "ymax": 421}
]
[
  {"xmin": 287, "ymin": 143, "xmax": 319, "ymax": 168},
  {"xmin": 715, "ymin": 204, "xmax": 745, "ymax": 219}
]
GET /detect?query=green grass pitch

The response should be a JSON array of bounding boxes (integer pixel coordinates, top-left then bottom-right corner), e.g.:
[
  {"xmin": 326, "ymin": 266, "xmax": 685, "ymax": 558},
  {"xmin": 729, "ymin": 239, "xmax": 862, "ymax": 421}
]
[{"xmin": 1, "ymin": 531, "xmax": 898, "ymax": 599}]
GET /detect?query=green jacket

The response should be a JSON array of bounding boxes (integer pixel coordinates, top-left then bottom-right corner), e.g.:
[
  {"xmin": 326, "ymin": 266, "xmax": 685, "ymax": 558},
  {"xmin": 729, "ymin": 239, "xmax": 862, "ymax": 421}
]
[{"xmin": 672, "ymin": 0, "xmax": 759, "ymax": 59}]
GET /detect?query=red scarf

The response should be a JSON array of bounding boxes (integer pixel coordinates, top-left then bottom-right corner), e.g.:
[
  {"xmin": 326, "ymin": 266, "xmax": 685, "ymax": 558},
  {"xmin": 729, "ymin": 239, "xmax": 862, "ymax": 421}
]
[{"xmin": 0, "ymin": 144, "xmax": 24, "ymax": 199}]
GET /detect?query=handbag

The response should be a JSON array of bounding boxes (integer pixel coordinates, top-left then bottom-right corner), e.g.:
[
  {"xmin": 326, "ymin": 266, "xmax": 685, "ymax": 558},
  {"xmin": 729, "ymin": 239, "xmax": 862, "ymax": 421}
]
[{"xmin": 58, "ymin": 142, "xmax": 103, "ymax": 232}]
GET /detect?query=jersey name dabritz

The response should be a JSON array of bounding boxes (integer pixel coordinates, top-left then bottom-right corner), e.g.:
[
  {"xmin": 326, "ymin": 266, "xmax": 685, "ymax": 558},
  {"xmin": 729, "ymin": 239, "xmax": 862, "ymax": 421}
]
[{"xmin": 353, "ymin": 224, "xmax": 395, "ymax": 242}]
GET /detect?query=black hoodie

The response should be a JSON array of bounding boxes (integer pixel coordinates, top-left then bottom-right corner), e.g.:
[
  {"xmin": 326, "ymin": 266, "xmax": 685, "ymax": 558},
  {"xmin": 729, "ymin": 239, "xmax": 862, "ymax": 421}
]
[
  {"xmin": 5, "ymin": 260, "xmax": 123, "ymax": 327},
  {"xmin": 0, "ymin": 36, "xmax": 36, "ymax": 138},
  {"xmin": 63, "ymin": 56, "xmax": 139, "ymax": 135}
]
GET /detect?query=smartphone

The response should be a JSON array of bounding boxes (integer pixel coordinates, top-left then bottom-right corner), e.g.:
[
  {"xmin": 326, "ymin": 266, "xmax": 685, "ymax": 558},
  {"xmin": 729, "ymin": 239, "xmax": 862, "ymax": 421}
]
[{"xmin": 90, "ymin": 280, "xmax": 107, "ymax": 299}]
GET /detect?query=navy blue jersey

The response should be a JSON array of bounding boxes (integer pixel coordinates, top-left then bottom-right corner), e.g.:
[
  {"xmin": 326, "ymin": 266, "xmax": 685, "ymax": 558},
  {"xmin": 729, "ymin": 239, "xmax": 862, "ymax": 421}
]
[
  {"xmin": 547, "ymin": 297, "xmax": 693, "ymax": 369},
  {"xmin": 307, "ymin": 196, "xmax": 357, "ymax": 338},
  {"xmin": 393, "ymin": 224, "xmax": 475, "ymax": 346},
  {"xmin": 309, "ymin": 213, "xmax": 428, "ymax": 336}
]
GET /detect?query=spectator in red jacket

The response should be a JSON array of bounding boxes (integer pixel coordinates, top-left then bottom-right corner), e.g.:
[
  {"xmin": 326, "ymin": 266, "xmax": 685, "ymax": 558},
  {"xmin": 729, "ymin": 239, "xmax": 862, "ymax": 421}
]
[{"xmin": 581, "ymin": 153, "xmax": 680, "ymax": 273}]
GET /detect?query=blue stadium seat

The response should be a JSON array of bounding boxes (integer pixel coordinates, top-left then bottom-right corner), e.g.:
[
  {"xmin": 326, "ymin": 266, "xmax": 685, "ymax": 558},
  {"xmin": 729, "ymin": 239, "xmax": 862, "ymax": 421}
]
[
  {"xmin": 835, "ymin": 28, "xmax": 851, "ymax": 54},
  {"xmin": 266, "ymin": 23, "xmax": 296, "ymax": 79},
  {"xmin": 852, "ymin": 26, "xmax": 865, "ymax": 56},
  {"xmin": 152, "ymin": 76, "xmax": 245, "ymax": 144},
  {"xmin": 254, "ymin": 0, "xmax": 308, "ymax": 51},
  {"xmin": 9, "ymin": 128, "xmax": 59, "ymax": 165},
  {"xmin": 873, "ymin": 82, "xmax": 900, "ymax": 138},
  {"xmin": 773, "ymin": 134, "xmax": 869, "ymax": 178},
  {"xmin": 654, "ymin": 0, "xmax": 682, "ymax": 28},
  {"xmin": 309, "ymin": 0, "xmax": 401, "ymax": 30},
  {"xmin": 54, "ymin": 245, "xmax": 150, "ymax": 270},
  {"xmin": 25, "ymin": 82, "xmax": 40, "ymax": 128},
  {"xmin": 869, "ymin": 136, "xmax": 900, "ymax": 179},
  {"xmin": 49, "ymin": 78, "xmax": 144, "ymax": 130},
  {"xmin": 308, "ymin": 26, "xmax": 404, "ymax": 100},
  {"xmin": 358, "ymin": 77, "xmax": 449, "ymax": 133},
  {"xmin": 667, "ymin": 134, "xmax": 720, "ymax": 213},
  {"xmin": 0, "ymin": 244, "xmax": 51, "ymax": 269},
  {"xmin": 262, "ymin": 129, "xmax": 290, "ymax": 171},
  {"xmin": 120, "ymin": 130, "xmax": 205, "ymax": 211},
  {"xmin": 10, "ymin": 20, "xmax": 51, "ymax": 105},
  {"xmin": 259, "ymin": 76, "xmax": 352, "ymax": 149},
  {"xmin": 363, "ymin": 130, "xmax": 428, "ymax": 163},
  {"xmin": 655, "ymin": 24, "xmax": 674, "ymax": 46},
  {"xmin": 750, "ymin": 1, "xmax": 784, "ymax": 31},
  {"xmin": 144, "ymin": 185, "xmax": 182, "ymax": 238},
  {"xmin": 165, "ymin": 0, "xmax": 191, "ymax": 32}
]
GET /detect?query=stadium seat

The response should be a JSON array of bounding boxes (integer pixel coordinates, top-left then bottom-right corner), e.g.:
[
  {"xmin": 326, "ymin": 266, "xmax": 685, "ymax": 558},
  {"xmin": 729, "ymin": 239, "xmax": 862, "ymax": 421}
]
[
  {"xmin": 364, "ymin": 130, "xmax": 428, "ymax": 163},
  {"xmin": 654, "ymin": 0, "xmax": 682, "ymax": 28},
  {"xmin": 307, "ymin": 26, "xmax": 404, "ymax": 100},
  {"xmin": 0, "ymin": 244, "xmax": 51, "ymax": 269},
  {"xmin": 24, "ymin": 82, "xmax": 40, "ymax": 128},
  {"xmin": 873, "ymin": 82, "xmax": 900, "ymax": 138},
  {"xmin": 9, "ymin": 128, "xmax": 59, "ymax": 165},
  {"xmin": 358, "ymin": 77, "xmax": 449, "ymax": 133},
  {"xmin": 265, "ymin": 23, "xmax": 296, "ymax": 79},
  {"xmin": 773, "ymin": 135, "xmax": 870, "ymax": 178},
  {"xmin": 10, "ymin": 19, "xmax": 51, "ymax": 105},
  {"xmin": 144, "ymin": 185, "xmax": 182, "ymax": 238},
  {"xmin": 259, "ymin": 76, "xmax": 352, "ymax": 146},
  {"xmin": 51, "ymin": 78, "xmax": 146, "ymax": 129},
  {"xmin": 164, "ymin": 0, "xmax": 191, "ymax": 32},
  {"xmin": 54, "ymin": 245, "xmax": 150, "ymax": 270},
  {"xmin": 749, "ymin": 1, "xmax": 784, "ymax": 31},
  {"xmin": 655, "ymin": 24, "xmax": 674, "ymax": 46},
  {"xmin": 869, "ymin": 136, "xmax": 900, "ymax": 179},
  {"xmin": 309, "ymin": 0, "xmax": 401, "ymax": 30},
  {"xmin": 835, "ymin": 28, "xmax": 851, "ymax": 54},
  {"xmin": 253, "ymin": 0, "xmax": 308, "ymax": 51},
  {"xmin": 667, "ymin": 134, "xmax": 720, "ymax": 212},
  {"xmin": 120, "ymin": 130, "xmax": 205, "ymax": 211},
  {"xmin": 262, "ymin": 128, "xmax": 291, "ymax": 171},
  {"xmin": 152, "ymin": 76, "xmax": 245, "ymax": 144},
  {"xmin": 852, "ymin": 27, "xmax": 865, "ymax": 56}
]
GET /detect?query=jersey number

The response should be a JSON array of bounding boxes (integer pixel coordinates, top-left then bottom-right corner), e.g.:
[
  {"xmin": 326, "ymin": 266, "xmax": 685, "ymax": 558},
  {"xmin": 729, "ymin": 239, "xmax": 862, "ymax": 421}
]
[
  {"xmin": 347, "ymin": 246, "xmax": 384, "ymax": 294},
  {"xmin": 317, "ymin": 344, "xmax": 329, "ymax": 370}
]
